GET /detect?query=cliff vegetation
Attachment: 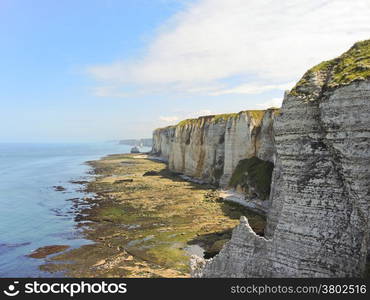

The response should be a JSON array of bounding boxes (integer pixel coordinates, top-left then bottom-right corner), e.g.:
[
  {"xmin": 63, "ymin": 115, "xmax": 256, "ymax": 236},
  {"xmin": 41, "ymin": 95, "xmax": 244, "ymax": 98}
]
[
  {"xmin": 229, "ymin": 157, "xmax": 274, "ymax": 200},
  {"xmin": 290, "ymin": 39, "xmax": 370, "ymax": 99},
  {"xmin": 175, "ymin": 110, "xmax": 266, "ymax": 128}
]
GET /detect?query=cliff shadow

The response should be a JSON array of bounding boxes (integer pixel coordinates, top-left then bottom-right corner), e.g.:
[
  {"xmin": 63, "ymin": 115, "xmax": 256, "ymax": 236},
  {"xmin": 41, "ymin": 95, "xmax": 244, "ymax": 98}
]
[
  {"xmin": 142, "ymin": 164, "xmax": 266, "ymax": 259},
  {"xmin": 146, "ymin": 166, "xmax": 217, "ymax": 191},
  {"xmin": 147, "ymin": 166, "xmax": 267, "ymax": 230},
  {"xmin": 187, "ymin": 229, "xmax": 234, "ymax": 259},
  {"xmin": 188, "ymin": 198, "xmax": 266, "ymax": 259}
]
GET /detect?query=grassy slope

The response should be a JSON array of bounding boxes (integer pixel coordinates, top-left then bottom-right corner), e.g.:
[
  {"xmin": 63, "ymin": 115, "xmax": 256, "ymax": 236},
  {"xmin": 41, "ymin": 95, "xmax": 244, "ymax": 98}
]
[{"xmin": 290, "ymin": 39, "xmax": 370, "ymax": 98}]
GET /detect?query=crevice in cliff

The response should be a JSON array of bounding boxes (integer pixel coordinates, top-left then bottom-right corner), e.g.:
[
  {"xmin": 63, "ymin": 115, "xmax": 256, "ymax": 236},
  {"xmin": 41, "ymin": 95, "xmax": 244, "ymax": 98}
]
[
  {"xmin": 251, "ymin": 124, "xmax": 262, "ymax": 157},
  {"xmin": 318, "ymin": 67, "xmax": 365, "ymax": 224}
]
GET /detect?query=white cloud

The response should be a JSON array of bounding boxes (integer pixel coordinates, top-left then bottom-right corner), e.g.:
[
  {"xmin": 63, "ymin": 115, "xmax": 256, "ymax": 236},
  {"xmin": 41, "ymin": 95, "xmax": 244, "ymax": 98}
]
[
  {"xmin": 187, "ymin": 109, "xmax": 212, "ymax": 118},
  {"xmin": 159, "ymin": 109, "xmax": 213, "ymax": 124},
  {"xmin": 210, "ymin": 82, "xmax": 295, "ymax": 96},
  {"xmin": 159, "ymin": 115, "xmax": 180, "ymax": 122},
  {"xmin": 88, "ymin": 0, "xmax": 370, "ymax": 95},
  {"xmin": 256, "ymin": 97, "xmax": 284, "ymax": 109}
]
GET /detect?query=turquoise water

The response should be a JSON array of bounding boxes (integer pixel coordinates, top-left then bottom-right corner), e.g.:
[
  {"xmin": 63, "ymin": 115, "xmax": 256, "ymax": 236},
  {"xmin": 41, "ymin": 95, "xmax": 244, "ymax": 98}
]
[{"xmin": 0, "ymin": 142, "xmax": 149, "ymax": 277}]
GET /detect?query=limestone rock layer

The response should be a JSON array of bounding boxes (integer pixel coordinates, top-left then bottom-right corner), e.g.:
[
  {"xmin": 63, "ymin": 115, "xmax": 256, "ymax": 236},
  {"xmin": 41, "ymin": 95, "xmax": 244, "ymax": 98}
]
[
  {"xmin": 152, "ymin": 109, "xmax": 277, "ymax": 187},
  {"xmin": 199, "ymin": 40, "xmax": 370, "ymax": 278}
]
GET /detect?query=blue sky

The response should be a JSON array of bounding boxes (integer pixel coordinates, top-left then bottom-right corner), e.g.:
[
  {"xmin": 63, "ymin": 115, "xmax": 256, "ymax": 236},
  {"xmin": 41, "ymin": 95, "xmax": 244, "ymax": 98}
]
[{"xmin": 1, "ymin": 0, "xmax": 369, "ymax": 142}]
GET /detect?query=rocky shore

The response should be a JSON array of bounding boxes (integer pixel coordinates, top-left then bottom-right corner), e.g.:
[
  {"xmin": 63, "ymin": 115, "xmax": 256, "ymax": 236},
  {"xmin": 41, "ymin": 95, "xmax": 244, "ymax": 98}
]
[{"xmin": 40, "ymin": 153, "xmax": 265, "ymax": 277}]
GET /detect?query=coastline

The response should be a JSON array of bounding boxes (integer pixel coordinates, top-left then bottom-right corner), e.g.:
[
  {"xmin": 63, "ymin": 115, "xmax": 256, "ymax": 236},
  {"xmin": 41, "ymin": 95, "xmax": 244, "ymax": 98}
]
[
  {"xmin": 40, "ymin": 153, "xmax": 265, "ymax": 277},
  {"xmin": 0, "ymin": 142, "xmax": 132, "ymax": 277}
]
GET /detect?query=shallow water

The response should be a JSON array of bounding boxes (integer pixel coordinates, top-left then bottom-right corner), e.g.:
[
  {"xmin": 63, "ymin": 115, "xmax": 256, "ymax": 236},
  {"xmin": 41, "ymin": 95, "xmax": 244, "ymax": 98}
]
[{"xmin": 0, "ymin": 142, "xmax": 150, "ymax": 277}]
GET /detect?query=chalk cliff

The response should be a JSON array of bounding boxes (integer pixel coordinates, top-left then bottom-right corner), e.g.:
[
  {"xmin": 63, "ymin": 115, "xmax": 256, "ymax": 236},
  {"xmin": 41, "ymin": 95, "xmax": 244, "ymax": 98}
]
[
  {"xmin": 152, "ymin": 109, "xmax": 278, "ymax": 192},
  {"xmin": 197, "ymin": 40, "xmax": 370, "ymax": 277},
  {"xmin": 152, "ymin": 126, "xmax": 176, "ymax": 162}
]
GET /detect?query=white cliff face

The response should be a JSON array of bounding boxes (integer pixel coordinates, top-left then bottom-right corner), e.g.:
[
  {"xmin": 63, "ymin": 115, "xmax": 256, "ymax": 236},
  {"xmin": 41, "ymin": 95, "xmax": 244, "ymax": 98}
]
[
  {"xmin": 152, "ymin": 110, "xmax": 277, "ymax": 187},
  {"xmin": 169, "ymin": 116, "xmax": 226, "ymax": 184},
  {"xmin": 197, "ymin": 41, "xmax": 370, "ymax": 278},
  {"xmin": 152, "ymin": 126, "xmax": 176, "ymax": 162},
  {"xmin": 194, "ymin": 216, "xmax": 270, "ymax": 278},
  {"xmin": 220, "ymin": 109, "xmax": 276, "ymax": 186}
]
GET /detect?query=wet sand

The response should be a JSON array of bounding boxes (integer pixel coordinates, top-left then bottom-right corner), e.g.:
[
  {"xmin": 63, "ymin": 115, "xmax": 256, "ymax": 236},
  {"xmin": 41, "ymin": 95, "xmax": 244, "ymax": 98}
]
[{"xmin": 40, "ymin": 153, "xmax": 265, "ymax": 277}]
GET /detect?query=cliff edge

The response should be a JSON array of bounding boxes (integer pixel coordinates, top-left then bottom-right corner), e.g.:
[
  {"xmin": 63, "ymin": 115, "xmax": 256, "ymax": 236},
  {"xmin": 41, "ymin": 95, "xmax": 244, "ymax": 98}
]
[{"xmin": 197, "ymin": 40, "xmax": 370, "ymax": 277}]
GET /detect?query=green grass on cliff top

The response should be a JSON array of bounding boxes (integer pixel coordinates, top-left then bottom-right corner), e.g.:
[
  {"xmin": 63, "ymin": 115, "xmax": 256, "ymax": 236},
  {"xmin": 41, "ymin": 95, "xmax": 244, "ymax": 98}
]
[
  {"xmin": 156, "ymin": 108, "xmax": 280, "ymax": 130},
  {"xmin": 176, "ymin": 112, "xmax": 240, "ymax": 127},
  {"xmin": 290, "ymin": 39, "xmax": 370, "ymax": 96}
]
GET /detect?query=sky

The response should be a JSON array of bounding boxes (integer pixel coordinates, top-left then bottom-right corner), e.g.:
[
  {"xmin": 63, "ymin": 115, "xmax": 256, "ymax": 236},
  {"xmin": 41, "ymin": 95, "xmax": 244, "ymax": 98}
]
[{"xmin": 1, "ymin": 0, "xmax": 369, "ymax": 142}]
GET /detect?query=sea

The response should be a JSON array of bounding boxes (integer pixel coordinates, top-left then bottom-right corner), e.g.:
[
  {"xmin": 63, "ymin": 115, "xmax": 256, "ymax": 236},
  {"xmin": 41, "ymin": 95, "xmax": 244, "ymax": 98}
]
[{"xmin": 0, "ymin": 142, "xmax": 150, "ymax": 277}]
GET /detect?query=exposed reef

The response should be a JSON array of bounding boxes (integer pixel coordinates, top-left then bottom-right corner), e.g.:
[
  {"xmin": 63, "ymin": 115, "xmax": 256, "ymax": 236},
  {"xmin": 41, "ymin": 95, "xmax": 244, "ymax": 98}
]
[{"xmin": 41, "ymin": 154, "xmax": 265, "ymax": 277}]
